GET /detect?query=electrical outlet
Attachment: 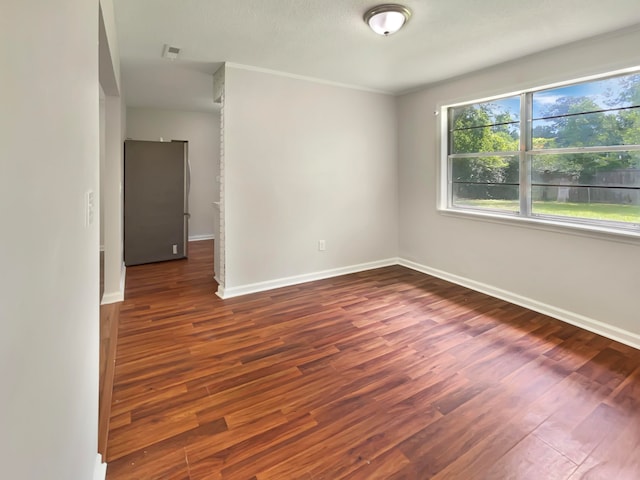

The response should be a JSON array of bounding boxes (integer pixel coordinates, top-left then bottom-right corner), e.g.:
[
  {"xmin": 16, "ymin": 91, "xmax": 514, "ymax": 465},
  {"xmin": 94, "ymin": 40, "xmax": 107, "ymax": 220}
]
[
  {"xmin": 172, "ymin": 244, "xmax": 178, "ymax": 254},
  {"xmin": 318, "ymin": 240, "xmax": 326, "ymax": 251}
]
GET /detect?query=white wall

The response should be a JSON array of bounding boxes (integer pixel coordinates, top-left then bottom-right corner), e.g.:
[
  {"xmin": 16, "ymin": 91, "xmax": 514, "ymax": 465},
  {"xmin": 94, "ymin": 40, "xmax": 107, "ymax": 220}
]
[
  {"xmin": 398, "ymin": 26, "xmax": 640, "ymax": 341},
  {"xmin": 100, "ymin": 89, "xmax": 106, "ymax": 249},
  {"xmin": 126, "ymin": 108, "xmax": 220, "ymax": 239},
  {"xmin": 0, "ymin": 0, "xmax": 100, "ymax": 478},
  {"xmin": 100, "ymin": 0, "xmax": 125, "ymax": 307},
  {"xmin": 98, "ymin": 0, "xmax": 120, "ymax": 95},
  {"xmin": 223, "ymin": 66, "xmax": 398, "ymax": 291},
  {"xmin": 102, "ymin": 95, "xmax": 126, "ymax": 304}
]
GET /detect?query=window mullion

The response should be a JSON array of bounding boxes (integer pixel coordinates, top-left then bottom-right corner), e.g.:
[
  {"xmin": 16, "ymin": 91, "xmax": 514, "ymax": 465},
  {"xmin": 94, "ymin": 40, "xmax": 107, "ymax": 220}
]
[
  {"xmin": 449, "ymin": 151, "xmax": 520, "ymax": 159},
  {"xmin": 519, "ymin": 92, "xmax": 532, "ymax": 217},
  {"xmin": 447, "ymin": 109, "xmax": 454, "ymax": 209},
  {"xmin": 447, "ymin": 155, "xmax": 453, "ymax": 209},
  {"xmin": 530, "ymin": 144, "xmax": 640, "ymax": 155}
]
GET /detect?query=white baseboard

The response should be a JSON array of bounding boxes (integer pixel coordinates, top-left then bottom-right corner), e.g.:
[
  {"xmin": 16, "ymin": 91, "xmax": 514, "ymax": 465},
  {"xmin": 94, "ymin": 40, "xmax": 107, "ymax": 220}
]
[
  {"xmin": 101, "ymin": 291, "xmax": 123, "ymax": 304},
  {"xmin": 398, "ymin": 258, "xmax": 640, "ymax": 351},
  {"xmin": 214, "ymin": 275, "xmax": 224, "ymax": 298},
  {"xmin": 93, "ymin": 454, "xmax": 106, "ymax": 480},
  {"xmin": 189, "ymin": 234, "xmax": 215, "ymax": 242},
  {"xmin": 217, "ymin": 258, "xmax": 399, "ymax": 299},
  {"xmin": 101, "ymin": 262, "xmax": 126, "ymax": 305}
]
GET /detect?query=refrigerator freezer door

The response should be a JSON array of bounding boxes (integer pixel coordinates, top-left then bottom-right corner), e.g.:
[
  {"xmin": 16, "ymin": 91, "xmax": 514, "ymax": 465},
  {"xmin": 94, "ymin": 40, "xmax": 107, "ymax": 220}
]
[{"xmin": 124, "ymin": 140, "xmax": 188, "ymax": 266}]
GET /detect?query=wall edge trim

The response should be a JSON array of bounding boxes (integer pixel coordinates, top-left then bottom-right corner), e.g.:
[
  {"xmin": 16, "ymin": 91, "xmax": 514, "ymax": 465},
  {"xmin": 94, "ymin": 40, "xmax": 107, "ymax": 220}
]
[
  {"xmin": 101, "ymin": 262, "xmax": 126, "ymax": 305},
  {"xmin": 93, "ymin": 454, "xmax": 106, "ymax": 480}
]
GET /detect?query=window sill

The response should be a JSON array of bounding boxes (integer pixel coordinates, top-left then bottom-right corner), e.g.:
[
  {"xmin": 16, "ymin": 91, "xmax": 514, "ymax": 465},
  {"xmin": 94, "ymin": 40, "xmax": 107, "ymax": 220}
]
[{"xmin": 438, "ymin": 207, "xmax": 640, "ymax": 246}]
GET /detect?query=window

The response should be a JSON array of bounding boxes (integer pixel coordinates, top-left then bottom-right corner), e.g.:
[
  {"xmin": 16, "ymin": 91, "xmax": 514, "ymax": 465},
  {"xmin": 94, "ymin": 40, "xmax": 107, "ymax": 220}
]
[{"xmin": 444, "ymin": 71, "xmax": 640, "ymax": 235}]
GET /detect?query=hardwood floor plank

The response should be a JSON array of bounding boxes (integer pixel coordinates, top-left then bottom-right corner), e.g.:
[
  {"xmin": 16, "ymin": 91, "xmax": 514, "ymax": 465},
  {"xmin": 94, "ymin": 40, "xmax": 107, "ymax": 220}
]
[
  {"xmin": 188, "ymin": 414, "xmax": 318, "ymax": 480},
  {"xmin": 105, "ymin": 240, "xmax": 640, "ymax": 479},
  {"xmin": 532, "ymin": 373, "xmax": 613, "ymax": 464},
  {"xmin": 108, "ymin": 410, "xmax": 201, "ymax": 461},
  {"xmin": 108, "ymin": 445, "xmax": 190, "ymax": 480},
  {"xmin": 568, "ymin": 402, "xmax": 640, "ymax": 479},
  {"xmin": 429, "ymin": 419, "xmax": 530, "ymax": 479},
  {"xmin": 393, "ymin": 384, "xmax": 533, "ymax": 478},
  {"xmin": 482, "ymin": 434, "xmax": 578, "ymax": 480},
  {"xmin": 342, "ymin": 448, "xmax": 412, "ymax": 480},
  {"xmin": 577, "ymin": 347, "xmax": 639, "ymax": 389},
  {"xmin": 99, "ymin": 301, "xmax": 121, "ymax": 457}
]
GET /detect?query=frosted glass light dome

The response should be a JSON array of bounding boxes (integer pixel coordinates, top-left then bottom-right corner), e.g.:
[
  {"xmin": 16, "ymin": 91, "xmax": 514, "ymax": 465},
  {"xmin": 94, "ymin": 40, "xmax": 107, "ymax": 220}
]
[{"xmin": 364, "ymin": 5, "xmax": 412, "ymax": 36}]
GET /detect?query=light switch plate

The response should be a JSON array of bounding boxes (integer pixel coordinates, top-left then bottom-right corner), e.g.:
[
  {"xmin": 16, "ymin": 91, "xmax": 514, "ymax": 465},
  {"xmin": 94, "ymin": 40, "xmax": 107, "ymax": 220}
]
[{"xmin": 85, "ymin": 190, "xmax": 94, "ymax": 227}]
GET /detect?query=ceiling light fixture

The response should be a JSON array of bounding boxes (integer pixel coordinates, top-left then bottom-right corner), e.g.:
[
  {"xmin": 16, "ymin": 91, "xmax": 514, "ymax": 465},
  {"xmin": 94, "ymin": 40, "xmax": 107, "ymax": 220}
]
[{"xmin": 364, "ymin": 4, "xmax": 412, "ymax": 36}]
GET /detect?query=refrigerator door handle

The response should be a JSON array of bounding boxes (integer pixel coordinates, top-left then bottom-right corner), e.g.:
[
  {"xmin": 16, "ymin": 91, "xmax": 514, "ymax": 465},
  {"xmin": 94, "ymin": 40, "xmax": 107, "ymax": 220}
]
[{"xmin": 187, "ymin": 158, "xmax": 192, "ymax": 196}]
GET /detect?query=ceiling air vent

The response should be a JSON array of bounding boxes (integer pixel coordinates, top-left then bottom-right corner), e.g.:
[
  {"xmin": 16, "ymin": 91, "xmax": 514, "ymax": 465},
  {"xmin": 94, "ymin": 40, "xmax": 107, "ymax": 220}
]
[{"xmin": 162, "ymin": 44, "xmax": 180, "ymax": 60}]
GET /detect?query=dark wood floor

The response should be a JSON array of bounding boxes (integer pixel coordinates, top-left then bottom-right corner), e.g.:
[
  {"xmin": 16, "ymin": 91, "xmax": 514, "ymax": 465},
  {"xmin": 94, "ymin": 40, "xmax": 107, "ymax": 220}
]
[
  {"xmin": 100, "ymin": 301, "xmax": 120, "ymax": 457},
  {"xmin": 99, "ymin": 249, "xmax": 120, "ymax": 457},
  {"xmin": 106, "ymin": 240, "xmax": 640, "ymax": 479}
]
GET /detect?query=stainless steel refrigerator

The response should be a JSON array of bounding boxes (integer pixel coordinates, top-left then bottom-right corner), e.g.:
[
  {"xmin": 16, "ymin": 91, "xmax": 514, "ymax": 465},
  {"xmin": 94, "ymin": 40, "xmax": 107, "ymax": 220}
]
[{"xmin": 124, "ymin": 140, "xmax": 190, "ymax": 266}]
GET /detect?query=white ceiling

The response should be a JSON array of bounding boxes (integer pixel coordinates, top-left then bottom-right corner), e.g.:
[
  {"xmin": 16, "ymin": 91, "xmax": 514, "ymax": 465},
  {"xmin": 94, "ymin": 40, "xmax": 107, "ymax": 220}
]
[{"xmin": 114, "ymin": 0, "xmax": 640, "ymax": 112}]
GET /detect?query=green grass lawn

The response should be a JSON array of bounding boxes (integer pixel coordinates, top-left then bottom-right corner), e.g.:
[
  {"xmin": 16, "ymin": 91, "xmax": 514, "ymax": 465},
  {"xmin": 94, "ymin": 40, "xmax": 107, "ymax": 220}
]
[{"xmin": 455, "ymin": 199, "xmax": 640, "ymax": 223}]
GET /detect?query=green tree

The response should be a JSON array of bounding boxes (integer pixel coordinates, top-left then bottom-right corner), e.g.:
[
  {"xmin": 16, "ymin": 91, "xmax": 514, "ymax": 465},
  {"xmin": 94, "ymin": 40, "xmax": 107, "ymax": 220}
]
[
  {"xmin": 615, "ymin": 74, "xmax": 640, "ymax": 146},
  {"xmin": 451, "ymin": 74, "xmax": 640, "ymax": 206},
  {"xmin": 535, "ymin": 94, "xmax": 636, "ymax": 183},
  {"xmin": 451, "ymin": 103, "xmax": 519, "ymax": 200}
]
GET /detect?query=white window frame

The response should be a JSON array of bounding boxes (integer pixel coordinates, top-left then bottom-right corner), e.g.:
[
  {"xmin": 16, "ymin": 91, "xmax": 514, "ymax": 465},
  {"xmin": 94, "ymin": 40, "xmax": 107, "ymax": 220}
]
[{"xmin": 438, "ymin": 67, "xmax": 640, "ymax": 243}]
